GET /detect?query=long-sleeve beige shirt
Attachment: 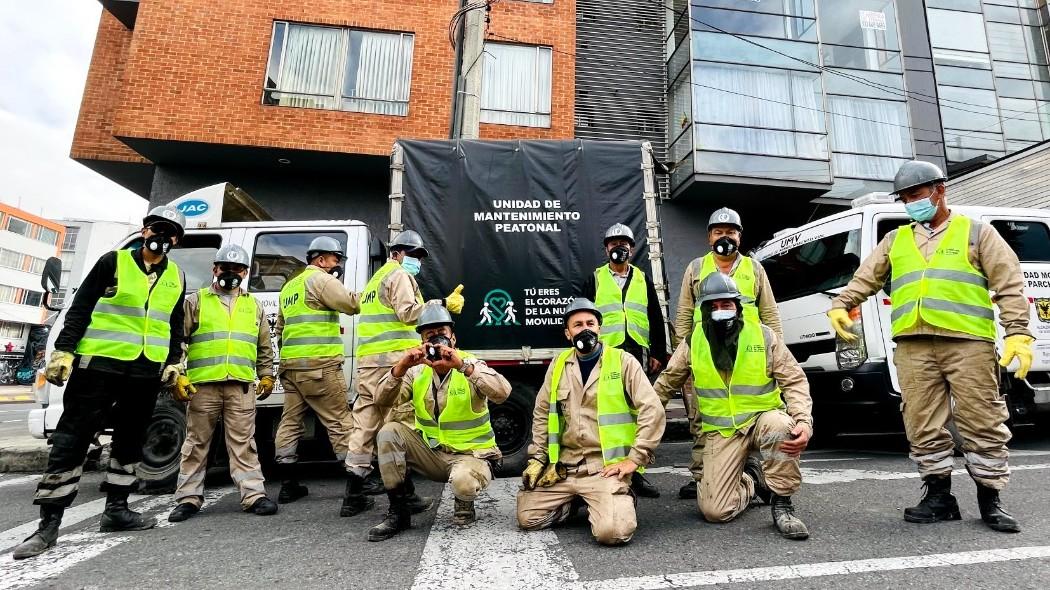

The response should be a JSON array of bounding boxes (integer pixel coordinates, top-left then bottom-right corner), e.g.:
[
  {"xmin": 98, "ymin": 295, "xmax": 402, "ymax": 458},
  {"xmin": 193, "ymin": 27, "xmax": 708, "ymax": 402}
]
[
  {"xmin": 831, "ymin": 211, "xmax": 1032, "ymax": 341},
  {"xmin": 183, "ymin": 284, "xmax": 274, "ymax": 378},
  {"xmin": 654, "ymin": 324, "xmax": 813, "ymax": 436},
  {"xmin": 357, "ymin": 263, "xmax": 442, "ymax": 368},
  {"xmin": 528, "ymin": 348, "xmax": 666, "ymax": 473},
  {"xmin": 376, "ymin": 357, "xmax": 512, "ymax": 459},
  {"xmin": 674, "ymin": 254, "xmax": 782, "ymax": 346},
  {"xmin": 275, "ymin": 265, "xmax": 362, "ymax": 372}
]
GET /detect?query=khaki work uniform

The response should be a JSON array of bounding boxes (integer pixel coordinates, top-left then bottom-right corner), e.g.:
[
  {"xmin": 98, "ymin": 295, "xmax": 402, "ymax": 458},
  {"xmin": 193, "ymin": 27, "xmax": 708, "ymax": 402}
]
[
  {"xmin": 517, "ymin": 348, "xmax": 665, "ymax": 545},
  {"xmin": 345, "ymin": 265, "xmax": 442, "ymax": 476},
  {"xmin": 832, "ymin": 212, "xmax": 1031, "ymax": 489},
  {"xmin": 672, "ymin": 254, "xmax": 783, "ymax": 481},
  {"xmin": 375, "ymin": 360, "xmax": 511, "ymax": 500},
  {"xmin": 274, "ymin": 267, "xmax": 361, "ymax": 464},
  {"xmin": 176, "ymin": 285, "xmax": 275, "ymax": 509}
]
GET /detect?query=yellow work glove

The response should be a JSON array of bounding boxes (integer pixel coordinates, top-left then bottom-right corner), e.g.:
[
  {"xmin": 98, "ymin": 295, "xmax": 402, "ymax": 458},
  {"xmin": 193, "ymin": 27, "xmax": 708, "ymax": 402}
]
[
  {"xmin": 172, "ymin": 375, "xmax": 197, "ymax": 403},
  {"xmin": 1000, "ymin": 335, "xmax": 1035, "ymax": 380},
  {"xmin": 161, "ymin": 364, "xmax": 182, "ymax": 386},
  {"xmin": 828, "ymin": 308, "xmax": 857, "ymax": 342},
  {"xmin": 521, "ymin": 458, "xmax": 546, "ymax": 491},
  {"xmin": 256, "ymin": 375, "xmax": 276, "ymax": 401},
  {"xmin": 537, "ymin": 462, "xmax": 567, "ymax": 488},
  {"xmin": 44, "ymin": 351, "xmax": 75, "ymax": 386},
  {"xmin": 445, "ymin": 284, "xmax": 465, "ymax": 314}
]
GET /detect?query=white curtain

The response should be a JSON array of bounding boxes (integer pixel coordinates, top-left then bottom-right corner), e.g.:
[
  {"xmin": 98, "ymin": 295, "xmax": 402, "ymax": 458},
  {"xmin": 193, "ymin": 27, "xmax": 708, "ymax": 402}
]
[
  {"xmin": 344, "ymin": 32, "xmax": 414, "ymax": 116},
  {"xmin": 693, "ymin": 63, "xmax": 823, "ymax": 133},
  {"xmin": 278, "ymin": 24, "xmax": 344, "ymax": 109},
  {"xmin": 828, "ymin": 96, "xmax": 912, "ymax": 179},
  {"xmin": 481, "ymin": 44, "xmax": 552, "ymax": 127}
]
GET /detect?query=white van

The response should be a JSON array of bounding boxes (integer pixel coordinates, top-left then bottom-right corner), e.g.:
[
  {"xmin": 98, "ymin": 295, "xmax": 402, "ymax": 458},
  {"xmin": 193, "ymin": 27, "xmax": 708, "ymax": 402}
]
[{"xmin": 752, "ymin": 195, "xmax": 1050, "ymax": 434}]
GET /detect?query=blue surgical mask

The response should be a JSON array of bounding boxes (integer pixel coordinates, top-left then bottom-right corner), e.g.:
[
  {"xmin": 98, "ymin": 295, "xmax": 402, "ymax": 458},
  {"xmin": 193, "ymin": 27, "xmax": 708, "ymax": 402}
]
[
  {"xmin": 402, "ymin": 256, "xmax": 421, "ymax": 276},
  {"xmin": 905, "ymin": 197, "xmax": 937, "ymax": 223}
]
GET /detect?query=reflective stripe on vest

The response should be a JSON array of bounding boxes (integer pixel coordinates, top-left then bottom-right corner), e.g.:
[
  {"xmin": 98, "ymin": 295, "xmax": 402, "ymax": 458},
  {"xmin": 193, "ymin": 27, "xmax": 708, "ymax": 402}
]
[
  {"xmin": 594, "ymin": 265, "xmax": 651, "ymax": 349},
  {"xmin": 279, "ymin": 266, "xmax": 343, "ymax": 360},
  {"xmin": 187, "ymin": 288, "xmax": 260, "ymax": 384},
  {"xmin": 888, "ymin": 216, "xmax": 995, "ymax": 340},
  {"xmin": 693, "ymin": 255, "xmax": 759, "ymax": 325},
  {"xmin": 75, "ymin": 249, "xmax": 183, "ymax": 362},
  {"xmin": 411, "ymin": 353, "xmax": 496, "ymax": 451},
  {"xmin": 547, "ymin": 347, "xmax": 642, "ymax": 470},
  {"xmin": 690, "ymin": 319, "xmax": 783, "ymax": 437},
  {"xmin": 356, "ymin": 261, "xmax": 422, "ymax": 358}
]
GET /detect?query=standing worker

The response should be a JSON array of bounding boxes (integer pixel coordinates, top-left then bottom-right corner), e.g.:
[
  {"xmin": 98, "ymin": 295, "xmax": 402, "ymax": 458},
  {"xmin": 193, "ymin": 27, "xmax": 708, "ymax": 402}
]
[
  {"xmin": 342, "ymin": 230, "xmax": 465, "ymax": 517},
  {"xmin": 273, "ymin": 236, "xmax": 360, "ymax": 504},
  {"xmin": 828, "ymin": 160, "xmax": 1032, "ymax": 533},
  {"xmin": 673, "ymin": 207, "xmax": 783, "ymax": 500},
  {"xmin": 168, "ymin": 245, "xmax": 279, "ymax": 522},
  {"xmin": 367, "ymin": 303, "xmax": 511, "ymax": 541},
  {"xmin": 581, "ymin": 222, "xmax": 668, "ymax": 498},
  {"xmin": 14, "ymin": 206, "xmax": 187, "ymax": 560},
  {"xmin": 517, "ymin": 298, "xmax": 665, "ymax": 546}
]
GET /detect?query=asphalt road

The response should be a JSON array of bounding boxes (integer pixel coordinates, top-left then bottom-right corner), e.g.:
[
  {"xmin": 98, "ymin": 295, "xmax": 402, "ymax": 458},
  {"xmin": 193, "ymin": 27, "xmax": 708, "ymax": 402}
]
[
  {"xmin": 0, "ymin": 403, "xmax": 34, "ymax": 440},
  {"xmin": 1, "ymin": 430, "xmax": 1049, "ymax": 590}
]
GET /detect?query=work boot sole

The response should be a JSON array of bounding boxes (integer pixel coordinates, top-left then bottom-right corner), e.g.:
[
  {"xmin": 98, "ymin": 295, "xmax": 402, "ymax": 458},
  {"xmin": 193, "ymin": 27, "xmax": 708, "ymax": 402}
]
[
  {"xmin": 780, "ymin": 529, "xmax": 810, "ymax": 540},
  {"xmin": 452, "ymin": 514, "xmax": 476, "ymax": 526},
  {"xmin": 340, "ymin": 497, "xmax": 375, "ymax": 517},
  {"xmin": 983, "ymin": 519, "xmax": 1021, "ymax": 533},
  {"xmin": 367, "ymin": 526, "xmax": 404, "ymax": 542},
  {"xmin": 903, "ymin": 508, "xmax": 961, "ymax": 524},
  {"xmin": 100, "ymin": 515, "xmax": 157, "ymax": 533}
]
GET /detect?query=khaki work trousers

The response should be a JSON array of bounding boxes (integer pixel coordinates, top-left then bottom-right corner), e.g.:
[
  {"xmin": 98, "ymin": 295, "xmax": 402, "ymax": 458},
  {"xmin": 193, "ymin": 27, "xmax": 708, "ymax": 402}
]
[
  {"xmin": 175, "ymin": 381, "xmax": 266, "ymax": 510},
  {"xmin": 516, "ymin": 467, "xmax": 637, "ymax": 546},
  {"xmin": 346, "ymin": 365, "xmax": 412, "ymax": 476},
  {"xmin": 699, "ymin": 409, "xmax": 800, "ymax": 523},
  {"xmin": 895, "ymin": 337, "xmax": 1011, "ymax": 489},
  {"xmin": 274, "ymin": 365, "xmax": 352, "ymax": 464},
  {"xmin": 376, "ymin": 422, "xmax": 493, "ymax": 501}
]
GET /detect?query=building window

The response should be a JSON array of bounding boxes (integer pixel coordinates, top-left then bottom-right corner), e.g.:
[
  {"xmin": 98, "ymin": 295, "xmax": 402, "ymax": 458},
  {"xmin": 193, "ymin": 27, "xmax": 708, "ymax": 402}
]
[
  {"xmin": 5, "ymin": 217, "xmax": 30, "ymax": 237},
  {"xmin": 29, "ymin": 257, "xmax": 47, "ymax": 275},
  {"xmin": 0, "ymin": 286, "xmax": 15, "ymax": 304},
  {"xmin": 37, "ymin": 227, "xmax": 59, "ymax": 246},
  {"xmin": 481, "ymin": 43, "xmax": 553, "ymax": 128},
  {"xmin": 263, "ymin": 22, "xmax": 415, "ymax": 117},
  {"xmin": 0, "ymin": 249, "xmax": 21, "ymax": 269},
  {"xmin": 21, "ymin": 291, "xmax": 43, "ymax": 307},
  {"xmin": 59, "ymin": 251, "xmax": 74, "ymax": 270},
  {"xmin": 61, "ymin": 227, "xmax": 79, "ymax": 251},
  {"xmin": 0, "ymin": 322, "xmax": 23, "ymax": 339}
]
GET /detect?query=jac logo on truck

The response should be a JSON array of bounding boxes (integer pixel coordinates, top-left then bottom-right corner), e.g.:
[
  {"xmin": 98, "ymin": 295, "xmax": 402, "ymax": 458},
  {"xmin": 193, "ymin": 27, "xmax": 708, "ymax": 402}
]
[
  {"xmin": 177, "ymin": 199, "xmax": 210, "ymax": 217},
  {"xmin": 1037, "ymin": 299, "xmax": 1050, "ymax": 323}
]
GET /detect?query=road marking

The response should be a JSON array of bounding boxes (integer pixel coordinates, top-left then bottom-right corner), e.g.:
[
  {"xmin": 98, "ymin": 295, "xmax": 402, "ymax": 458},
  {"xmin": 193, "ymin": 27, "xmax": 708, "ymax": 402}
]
[
  {"xmin": 0, "ymin": 475, "xmax": 40, "ymax": 490},
  {"xmin": 648, "ymin": 463, "xmax": 1050, "ymax": 484},
  {"xmin": 1, "ymin": 420, "xmax": 22, "ymax": 423},
  {"xmin": 411, "ymin": 478, "xmax": 578, "ymax": 590},
  {"xmin": 569, "ymin": 546, "xmax": 1050, "ymax": 590}
]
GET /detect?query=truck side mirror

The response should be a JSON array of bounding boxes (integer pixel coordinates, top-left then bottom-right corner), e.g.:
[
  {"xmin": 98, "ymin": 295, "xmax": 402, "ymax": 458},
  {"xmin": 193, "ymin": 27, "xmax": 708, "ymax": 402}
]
[{"xmin": 41, "ymin": 256, "xmax": 63, "ymax": 311}]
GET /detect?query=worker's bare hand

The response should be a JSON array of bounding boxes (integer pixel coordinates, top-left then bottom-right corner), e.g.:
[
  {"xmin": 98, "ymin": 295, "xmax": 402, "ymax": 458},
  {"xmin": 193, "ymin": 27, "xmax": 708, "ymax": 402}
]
[
  {"xmin": 601, "ymin": 459, "xmax": 638, "ymax": 480},
  {"xmin": 779, "ymin": 424, "xmax": 811, "ymax": 457}
]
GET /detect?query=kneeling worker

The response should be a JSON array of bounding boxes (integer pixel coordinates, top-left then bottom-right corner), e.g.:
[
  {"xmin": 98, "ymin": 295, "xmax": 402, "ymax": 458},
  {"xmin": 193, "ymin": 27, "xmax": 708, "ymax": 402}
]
[
  {"xmin": 655, "ymin": 273, "xmax": 813, "ymax": 539},
  {"xmin": 517, "ymin": 298, "xmax": 665, "ymax": 546},
  {"xmin": 367, "ymin": 303, "xmax": 511, "ymax": 541},
  {"xmin": 169, "ymin": 245, "xmax": 278, "ymax": 522}
]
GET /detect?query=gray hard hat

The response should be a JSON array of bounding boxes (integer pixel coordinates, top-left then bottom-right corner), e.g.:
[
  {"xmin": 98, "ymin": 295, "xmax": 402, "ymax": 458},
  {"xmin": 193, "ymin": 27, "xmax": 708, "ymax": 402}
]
[
  {"xmin": 307, "ymin": 236, "xmax": 345, "ymax": 260},
  {"xmin": 416, "ymin": 303, "xmax": 455, "ymax": 333},
  {"xmin": 603, "ymin": 223, "xmax": 636, "ymax": 246},
  {"xmin": 891, "ymin": 160, "xmax": 946, "ymax": 195},
  {"xmin": 389, "ymin": 230, "xmax": 429, "ymax": 258},
  {"xmin": 214, "ymin": 244, "xmax": 250, "ymax": 267},
  {"xmin": 562, "ymin": 297, "xmax": 603, "ymax": 326},
  {"xmin": 708, "ymin": 207, "xmax": 743, "ymax": 232},
  {"xmin": 698, "ymin": 272, "xmax": 741, "ymax": 304},
  {"xmin": 143, "ymin": 206, "xmax": 186, "ymax": 237}
]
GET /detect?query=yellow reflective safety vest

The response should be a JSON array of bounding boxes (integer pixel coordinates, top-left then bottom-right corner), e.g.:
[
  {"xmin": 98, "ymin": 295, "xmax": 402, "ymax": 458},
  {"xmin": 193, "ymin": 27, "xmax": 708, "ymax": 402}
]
[
  {"xmin": 279, "ymin": 266, "xmax": 344, "ymax": 360},
  {"xmin": 693, "ymin": 254, "xmax": 759, "ymax": 325},
  {"xmin": 691, "ymin": 319, "xmax": 783, "ymax": 437},
  {"xmin": 594, "ymin": 265, "xmax": 650, "ymax": 349},
  {"xmin": 356, "ymin": 261, "xmax": 422, "ymax": 358},
  {"xmin": 411, "ymin": 353, "xmax": 496, "ymax": 451},
  {"xmin": 546, "ymin": 347, "xmax": 642, "ymax": 470},
  {"xmin": 75, "ymin": 249, "xmax": 183, "ymax": 362},
  {"xmin": 889, "ymin": 216, "xmax": 995, "ymax": 340},
  {"xmin": 187, "ymin": 288, "xmax": 260, "ymax": 384}
]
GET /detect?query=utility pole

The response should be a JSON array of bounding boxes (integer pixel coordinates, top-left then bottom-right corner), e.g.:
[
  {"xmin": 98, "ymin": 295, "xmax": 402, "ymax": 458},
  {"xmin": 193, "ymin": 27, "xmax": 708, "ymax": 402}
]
[{"xmin": 457, "ymin": 2, "xmax": 486, "ymax": 139}]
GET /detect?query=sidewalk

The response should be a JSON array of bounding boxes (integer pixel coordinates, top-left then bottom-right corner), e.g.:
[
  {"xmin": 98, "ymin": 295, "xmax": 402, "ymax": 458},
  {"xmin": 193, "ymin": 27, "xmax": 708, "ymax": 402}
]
[
  {"xmin": 0, "ymin": 385, "xmax": 33, "ymax": 404},
  {"xmin": 0, "ymin": 434, "xmax": 48, "ymax": 473}
]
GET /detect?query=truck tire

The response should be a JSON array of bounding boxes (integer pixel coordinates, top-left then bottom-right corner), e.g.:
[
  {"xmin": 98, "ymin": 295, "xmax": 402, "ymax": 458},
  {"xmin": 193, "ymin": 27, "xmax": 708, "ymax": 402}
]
[
  {"xmin": 136, "ymin": 396, "xmax": 186, "ymax": 494},
  {"xmin": 491, "ymin": 383, "xmax": 534, "ymax": 477}
]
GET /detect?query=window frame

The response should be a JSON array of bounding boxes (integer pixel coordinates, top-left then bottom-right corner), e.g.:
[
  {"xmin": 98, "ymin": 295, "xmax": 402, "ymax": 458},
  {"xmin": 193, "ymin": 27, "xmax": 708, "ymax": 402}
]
[
  {"xmin": 5, "ymin": 217, "xmax": 30, "ymax": 237},
  {"xmin": 480, "ymin": 42, "xmax": 554, "ymax": 128},
  {"xmin": 37, "ymin": 227, "xmax": 59, "ymax": 246},
  {"xmin": 61, "ymin": 227, "xmax": 79, "ymax": 251},
  {"xmin": 249, "ymin": 230, "xmax": 350, "ymax": 293}
]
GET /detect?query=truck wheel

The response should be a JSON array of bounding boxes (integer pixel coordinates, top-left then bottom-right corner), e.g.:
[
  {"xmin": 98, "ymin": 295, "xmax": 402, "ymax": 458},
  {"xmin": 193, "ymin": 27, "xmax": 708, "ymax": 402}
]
[
  {"xmin": 491, "ymin": 385, "xmax": 534, "ymax": 477},
  {"xmin": 136, "ymin": 397, "xmax": 186, "ymax": 494}
]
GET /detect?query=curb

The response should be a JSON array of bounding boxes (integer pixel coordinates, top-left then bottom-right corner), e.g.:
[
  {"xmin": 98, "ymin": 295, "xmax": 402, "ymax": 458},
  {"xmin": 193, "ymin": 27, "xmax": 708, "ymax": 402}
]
[{"xmin": 0, "ymin": 445, "xmax": 50, "ymax": 473}]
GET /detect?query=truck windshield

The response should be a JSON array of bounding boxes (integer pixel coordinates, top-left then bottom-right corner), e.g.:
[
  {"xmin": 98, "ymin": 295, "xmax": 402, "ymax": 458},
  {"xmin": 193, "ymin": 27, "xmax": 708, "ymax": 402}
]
[
  {"xmin": 761, "ymin": 229, "xmax": 862, "ymax": 301},
  {"xmin": 124, "ymin": 234, "xmax": 222, "ymax": 290},
  {"xmin": 991, "ymin": 220, "xmax": 1050, "ymax": 263}
]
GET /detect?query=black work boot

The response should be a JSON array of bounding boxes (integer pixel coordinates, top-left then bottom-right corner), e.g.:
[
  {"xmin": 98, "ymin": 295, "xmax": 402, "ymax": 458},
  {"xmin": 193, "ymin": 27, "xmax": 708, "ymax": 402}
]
[
  {"xmin": 250, "ymin": 496, "xmax": 279, "ymax": 516},
  {"xmin": 363, "ymin": 469, "xmax": 386, "ymax": 496},
  {"xmin": 277, "ymin": 463, "xmax": 308, "ymax": 504},
  {"xmin": 167, "ymin": 502, "xmax": 200, "ymax": 523},
  {"xmin": 744, "ymin": 456, "xmax": 772, "ymax": 505},
  {"xmin": 402, "ymin": 475, "xmax": 435, "ymax": 515},
  {"xmin": 453, "ymin": 499, "xmax": 476, "ymax": 526},
  {"xmin": 12, "ymin": 505, "xmax": 63, "ymax": 560},
  {"xmin": 367, "ymin": 486, "xmax": 412, "ymax": 542},
  {"xmin": 631, "ymin": 472, "xmax": 661, "ymax": 498},
  {"xmin": 977, "ymin": 485, "xmax": 1020, "ymax": 533},
  {"xmin": 100, "ymin": 491, "xmax": 157, "ymax": 532},
  {"xmin": 678, "ymin": 480, "xmax": 698, "ymax": 499},
  {"xmin": 771, "ymin": 494, "xmax": 809, "ymax": 540},
  {"xmin": 340, "ymin": 473, "xmax": 375, "ymax": 517},
  {"xmin": 904, "ymin": 475, "xmax": 961, "ymax": 524}
]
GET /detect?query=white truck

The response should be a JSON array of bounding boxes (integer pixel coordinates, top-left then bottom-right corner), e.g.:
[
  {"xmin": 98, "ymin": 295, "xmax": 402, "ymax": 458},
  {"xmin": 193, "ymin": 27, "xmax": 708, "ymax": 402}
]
[{"xmin": 752, "ymin": 195, "xmax": 1050, "ymax": 435}]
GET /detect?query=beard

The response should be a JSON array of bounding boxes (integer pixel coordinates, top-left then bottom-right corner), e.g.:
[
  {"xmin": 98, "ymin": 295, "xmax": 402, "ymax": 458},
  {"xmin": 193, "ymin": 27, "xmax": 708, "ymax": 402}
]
[{"xmin": 701, "ymin": 307, "xmax": 743, "ymax": 372}]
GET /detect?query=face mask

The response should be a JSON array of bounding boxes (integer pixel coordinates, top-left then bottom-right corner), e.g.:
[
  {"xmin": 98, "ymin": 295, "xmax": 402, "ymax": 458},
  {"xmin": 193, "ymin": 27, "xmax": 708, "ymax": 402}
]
[
  {"xmin": 609, "ymin": 246, "xmax": 630, "ymax": 264},
  {"xmin": 905, "ymin": 197, "xmax": 937, "ymax": 223},
  {"xmin": 713, "ymin": 236, "xmax": 738, "ymax": 257},
  {"xmin": 710, "ymin": 309, "xmax": 736, "ymax": 322},
  {"xmin": 572, "ymin": 329, "xmax": 599, "ymax": 355},
  {"xmin": 426, "ymin": 335, "xmax": 452, "ymax": 362},
  {"xmin": 216, "ymin": 272, "xmax": 242, "ymax": 291},
  {"xmin": 329, "ymin": 265, "xmax": 343, "ymax": 279},
  {"xmin": 402, "ymin": 256, "xmax": 421, "ymax": 276},
  {"xmin": 145, "ymin": 235, "xmax": 174, "ymax": 255}
]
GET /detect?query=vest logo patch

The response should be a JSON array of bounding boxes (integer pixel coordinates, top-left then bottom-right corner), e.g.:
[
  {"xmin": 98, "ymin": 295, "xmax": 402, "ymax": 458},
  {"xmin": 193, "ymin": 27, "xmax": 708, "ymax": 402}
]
[
  {"xmin": 161, "ymin": 280, "xmax": 180, "ymax": 289},
  {"xmin": 603, "ymin": 371, "xmax": 621, "ymax": 381},
  {"xmin": 746, "ymin": 344, "xmax": 765, "ymax": 353},
  {"xmin": 281, "ymin": 292, "xmax": 299, "ymax": 308},
  {"xmin": 936, "ymin": 247, "xmax": 960, "ymax": 256},
  {"xmin": 361, "ymin": 290, "xmax": 377, "ymax": 305},
  {"xmin": 1037, "ymin": 298, "xmax": 1050, "ymax": 323}
]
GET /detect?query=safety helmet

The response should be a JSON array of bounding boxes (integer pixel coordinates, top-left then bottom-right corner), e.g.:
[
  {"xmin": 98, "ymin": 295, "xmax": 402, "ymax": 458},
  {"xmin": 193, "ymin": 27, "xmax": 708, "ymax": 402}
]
[
  {"xmin": 214, "ymin": 244, "xmax": 250, "ymax": 267},
  {"xmin": 891, "ymin": 160, "xmax": 947, "ymax": 195},
  {"xmin": 707, "ymin": 207, "xmax": 743, "ymax": 232},
  {"xmin": 562, "ymin": 297, "xmax": 603, "ymax": 326},
  {"xmin": 389, "ymin": 230, "xmax": 429, "ymax": 258},
  {"xmin": 416, "ymin": 303, "xmax": 455, "ymax": 333},
  {"xmin": 307, "ymin": 236, "xmax": 345, "ymax": 261},
  {"xmin": 698, "ymin": 272, "xmax": 741, "ymax": 304},
  {"xmin": 603, "ymin": 223, "xmax": 636, "ymax": 246},
  {"xmin": 143, "ymin": 206, "xmax": 186, "ymax": 238}
]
